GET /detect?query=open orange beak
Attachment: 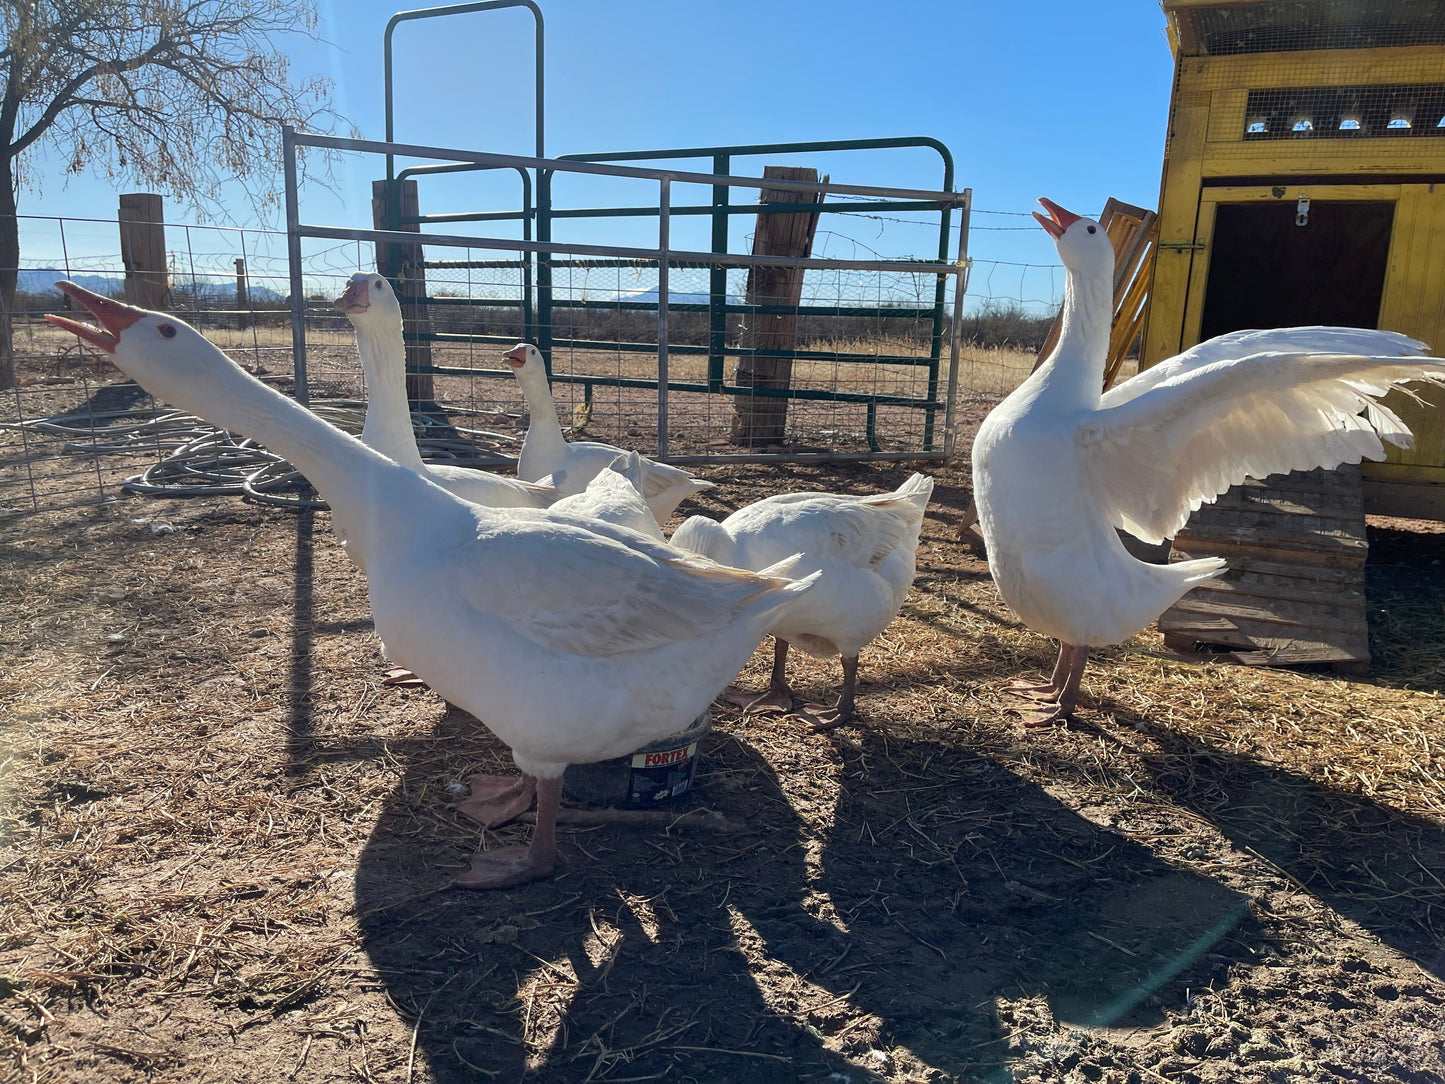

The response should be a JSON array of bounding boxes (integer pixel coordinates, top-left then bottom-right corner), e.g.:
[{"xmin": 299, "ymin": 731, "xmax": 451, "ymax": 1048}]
[
  {"xmin": 1032, "ymin": 198, "xmax": 1083, "ymax": 240},
  {"xmin": 504, "ymin": 345, "xmax": 528, "ymax": 367},
  {"xmin": 45, "ymin": 281, "xmax": 146, "ymax": 354}
]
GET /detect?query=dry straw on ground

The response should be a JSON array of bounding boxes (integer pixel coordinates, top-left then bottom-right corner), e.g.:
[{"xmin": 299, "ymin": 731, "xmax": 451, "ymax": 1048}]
[{"xmin": 1, "ymin": 358, "xmax": 1443, "ymax": 1083}]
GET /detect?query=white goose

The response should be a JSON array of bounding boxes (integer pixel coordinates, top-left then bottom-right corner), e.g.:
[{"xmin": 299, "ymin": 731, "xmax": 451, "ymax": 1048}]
[
  {"xmin": 339, "ymin": 273, "xmax": 558, "ymax": 509},
  {"xmin": 671, "ymin": 473, "xmax": 933, "ymax": 728},
  {"xmin": 48, "ymin": 282, "xmax": 818, "ymax": 889},
  {"xmin": 973, "ymin": 198, "xmax": 1445, "ymax": 726},
  {"xmin": 505, "ymin": 343, "xmax": 713, "ymax": 524}
]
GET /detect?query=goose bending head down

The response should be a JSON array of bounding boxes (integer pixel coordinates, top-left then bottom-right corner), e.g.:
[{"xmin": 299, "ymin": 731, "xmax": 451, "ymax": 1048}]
[
  {"xmin": 670, "ymin": 473, "xmax": 933, "ymax": 728},
  {"xmin": 48, "ymin": 282, "xmax": 820, "ymax": 889},
  {"xmin": 971, "ymin": 197, "xmax": 1445, "ymax": 727},
  {"xmin": 338, "ymin": 272, "xmax": 558, "ymax": 510},
  {"xmin": 505, "ymin": 343, "xmax": 713, "ymax": 524}
]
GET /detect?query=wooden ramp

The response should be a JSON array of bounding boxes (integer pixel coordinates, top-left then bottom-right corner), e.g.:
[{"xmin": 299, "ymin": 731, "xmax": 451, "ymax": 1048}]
[{"xmin": 1158, "ymin": 464, "xmax": 1371, "ymax": 675}]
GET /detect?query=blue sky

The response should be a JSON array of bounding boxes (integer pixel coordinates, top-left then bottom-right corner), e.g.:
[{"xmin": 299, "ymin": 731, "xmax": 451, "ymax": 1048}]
[{"xmin": 21, "ymin": 0, "xmax": 1177, "ymax": 310}]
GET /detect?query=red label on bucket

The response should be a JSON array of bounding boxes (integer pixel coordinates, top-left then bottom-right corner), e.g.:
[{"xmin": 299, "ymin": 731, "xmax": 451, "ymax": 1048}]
[{"xmin": 633, "ymin": 741, "xmax": 697, "ymax": 769}]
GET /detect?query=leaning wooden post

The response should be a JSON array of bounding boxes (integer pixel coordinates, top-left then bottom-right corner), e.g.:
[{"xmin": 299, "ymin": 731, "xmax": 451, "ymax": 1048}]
[
  {"xmin": 730, "ymin": 166, "xmax": 826, "ymax": 445},
  {"xmin": 118, "ymin": 193, "xmax": 171, "ymax": 310},
  {"xmin": 371, "ymin": 178, "xmax": 435, "ymax": 402},
  {"xmin": 234, "ymin": 258, "xmax": 250, "ymax": 327}
]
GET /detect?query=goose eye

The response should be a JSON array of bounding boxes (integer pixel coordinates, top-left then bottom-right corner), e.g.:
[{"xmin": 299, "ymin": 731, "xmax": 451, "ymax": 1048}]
[
  {"xmin": 158, "ymin": 324, "xmax": 177, "ymax": 339},
  {"xmin": 1087, "ymin": 225, "xmax": 1097, "ymax": 234},
  {"xmin": 374, "ymin": 279, "xmax": 384, "ymax": 289}
]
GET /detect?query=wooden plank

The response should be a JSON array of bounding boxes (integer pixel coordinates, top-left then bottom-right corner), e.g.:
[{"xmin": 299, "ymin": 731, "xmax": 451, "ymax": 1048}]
[
  {"xmin": 371, "ymin": 179, "xmax": 434, "ymax": 403},
  {"xmin": 1157, "ymin": 615, "xmax": 1368, "ymax": 663},
  {"xmin": 1162, "ymin": 592, "xmax": 1368, "ymax": 635},
  {"xmin": 1186, "ymin": 568, "xmax": 1367, "ymax": 607},
  {"xmin": 1173, "ymin": 534, "xmax": 1366, "ymax": 569},
  {"xmin": 1362, "ymin": 474, "xmax": 1445, "ymax": 520},
  {"xmin": 730, "ymin": 166, "xmax": 825, "ymax": 445},
  {"xmin": 117, "ymin": 193, "xmax": 171, "ymax": 311}
]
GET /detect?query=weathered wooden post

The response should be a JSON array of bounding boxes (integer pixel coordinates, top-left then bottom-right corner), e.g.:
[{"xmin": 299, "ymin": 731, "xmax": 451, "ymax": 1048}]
[
  {"xmin": 234, "ymin": 258, "xmax": 249, "ymax": 326},
  {"xmin": 371, "ymin": 178, "xmax": 434, "ymax": 402},
  {"xmin": 730, "ymin": 166, "xmax": 826, "ymax": 444},
  {"xmin": 118, "ymin": 193, "xmax": 171, "ymax": 310}
]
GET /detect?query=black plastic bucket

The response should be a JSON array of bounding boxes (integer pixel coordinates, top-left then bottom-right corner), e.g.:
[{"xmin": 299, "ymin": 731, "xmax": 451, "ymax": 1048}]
[{"xmin": 563, "ymin": 712, "xmax": 711, "ymax": 808}]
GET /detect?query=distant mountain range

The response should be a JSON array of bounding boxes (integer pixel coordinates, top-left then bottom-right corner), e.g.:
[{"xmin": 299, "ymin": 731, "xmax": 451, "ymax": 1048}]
[
  {"xmin": 16, "ymin": 268, "xmax": 284, "ymax": 302},
  {"xmin": 618, "ymin": 287, "xmax": 744, "ymax": 307}
]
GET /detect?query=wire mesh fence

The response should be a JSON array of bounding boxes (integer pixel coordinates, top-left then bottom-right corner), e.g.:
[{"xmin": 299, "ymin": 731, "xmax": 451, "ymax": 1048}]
[{"xmin": 2, "ymin": 172, "xmax": 1060, "ymax": 519}]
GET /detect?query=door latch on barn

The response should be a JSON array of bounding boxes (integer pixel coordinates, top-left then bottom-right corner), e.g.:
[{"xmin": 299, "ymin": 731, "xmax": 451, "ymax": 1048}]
[{"xmin": 1295, "ymin": 194, "xmax": 1311, "ymax": 226}]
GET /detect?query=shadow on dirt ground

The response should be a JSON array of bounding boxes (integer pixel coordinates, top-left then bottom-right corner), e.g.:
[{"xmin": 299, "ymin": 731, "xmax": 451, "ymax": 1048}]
[{"xmin": 354, "ymin": 709, "xmax": 1259, "ymax": 1083}]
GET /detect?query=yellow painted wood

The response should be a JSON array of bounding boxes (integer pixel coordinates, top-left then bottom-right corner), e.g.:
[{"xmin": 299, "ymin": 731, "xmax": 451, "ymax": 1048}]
[
  {"xmin": 1144, "ymin": 96, "xmax": 1212, "ymax": 365},
  {"xmin": 1178, "ymin": 47, "xmax": 1445, "ymax": 91},
  {"xmin": 1148, "ymin": 14, "xmax": 1445, "ymax": 504}
]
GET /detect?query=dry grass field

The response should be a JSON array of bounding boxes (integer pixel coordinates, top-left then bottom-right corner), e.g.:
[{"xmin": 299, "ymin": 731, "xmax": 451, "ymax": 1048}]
[{"xmin": 1, "ymin": 331, "xmax": 1443, "ymax": 1084}]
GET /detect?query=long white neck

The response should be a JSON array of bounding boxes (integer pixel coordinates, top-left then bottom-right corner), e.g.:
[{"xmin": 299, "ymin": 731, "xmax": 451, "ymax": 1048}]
[
  {"xmin": 515, "ymin": 363, "xmax": 567, "ymax": 459},
  {"xmin": 127, "ymin": 339, "xmax": 450, "ymax": 563},
  {"xmin": 355, "ymin": 315, "xmax": 425, "ymax": 471},
  {"xmin": 1035, "ymin": 260, "xmax": 1113, "ymax": 409}
]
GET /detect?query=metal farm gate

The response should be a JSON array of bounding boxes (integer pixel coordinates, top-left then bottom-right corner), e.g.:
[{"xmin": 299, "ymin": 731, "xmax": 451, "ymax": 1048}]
[{"xmin": 283, "ymin": 129, "xmax": 970, "ymax": 468}]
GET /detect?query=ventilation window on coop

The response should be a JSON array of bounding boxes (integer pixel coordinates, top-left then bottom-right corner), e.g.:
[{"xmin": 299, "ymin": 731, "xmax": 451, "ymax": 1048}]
[{"xmin": 1243, "ymin": 84, "xmax": 1445, "ymax": 139}]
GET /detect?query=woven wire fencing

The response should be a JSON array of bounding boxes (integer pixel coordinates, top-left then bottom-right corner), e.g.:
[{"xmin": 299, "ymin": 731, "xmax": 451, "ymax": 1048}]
[{"xmin": 2, "ymin": 187, "xmax": 1062, "ymax": 520}]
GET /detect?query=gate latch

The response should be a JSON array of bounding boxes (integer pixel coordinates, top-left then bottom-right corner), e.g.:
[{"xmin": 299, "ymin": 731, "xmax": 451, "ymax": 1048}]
[{"xmin": 1295, "ymin": 194, "xmax": 1311, "ymax": 227}]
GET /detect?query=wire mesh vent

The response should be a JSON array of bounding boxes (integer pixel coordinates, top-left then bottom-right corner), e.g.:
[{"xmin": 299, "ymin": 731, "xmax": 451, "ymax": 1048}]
[
  {"xmin": 1169, "ymin": 0, "xmax": 1445, "ymax": 56},
  {"xmin": 1243, "ymin": 84, "xmax": 1445, "ymax": 138}
]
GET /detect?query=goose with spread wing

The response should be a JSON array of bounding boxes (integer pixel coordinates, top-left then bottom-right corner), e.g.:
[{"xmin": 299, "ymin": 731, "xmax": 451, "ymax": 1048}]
[
  {"xmin": 49, "ymin": 282, "xmax": 818, "ymax": 889},
  {"xmin": 972, "ymin": 198, "xmax": 1445, "ymax": 726}
]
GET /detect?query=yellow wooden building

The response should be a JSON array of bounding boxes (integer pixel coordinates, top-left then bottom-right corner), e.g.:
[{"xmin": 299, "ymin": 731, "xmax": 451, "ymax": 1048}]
[{"xmin": 1148, "ymin": 0, "xmax": 1445, "ymax": 518}]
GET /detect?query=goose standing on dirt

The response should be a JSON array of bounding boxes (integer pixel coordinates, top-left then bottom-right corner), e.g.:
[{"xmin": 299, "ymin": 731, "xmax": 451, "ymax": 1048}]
[
  {"xmin": 339, "ymin": 273, "xmax": 558, "ymax": 509},
  {"xmin": 972, "ymin": 197, "xmax": 1445, "ymax": 726},
  {"xmin": 505, "ymin": 342, "xmax": 713, "ymax": 524},
  {"xmin": 671, "ymin": 473, "xmax": 933, "ymax": 728},
  {"xmin": 49, "ymin": 282, "xmax": 819, "ymax": 889}
]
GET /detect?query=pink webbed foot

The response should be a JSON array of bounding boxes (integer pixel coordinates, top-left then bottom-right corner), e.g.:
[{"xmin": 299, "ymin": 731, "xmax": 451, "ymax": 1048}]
[
  {"xmin": 1018, "ymin": 702, "xmax": 1073, "ymax": 728},
  {"xmin": 455, "ymin": 773, "xmax": 536, "ymax": 828},
  {"xmin": 454, "ymin": 776, "xmax": 563, "ymax": 890},
  {"xmin": 454, "ymin": 844, "xmax": 555, "ymax": 889}
]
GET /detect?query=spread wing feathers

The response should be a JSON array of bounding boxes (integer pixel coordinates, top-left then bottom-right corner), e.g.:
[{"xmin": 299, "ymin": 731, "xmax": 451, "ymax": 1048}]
[
  {"xmin": 1079, "ymin": 352, "xmax": 1445, "ymax": 544},
  {"xmin": 446, "ymin": 518, "xmax": 804, "ymax": 657},
  {"xmin": 1101, "ymin": 327, "xmax": 1430, "ymax": 410}
]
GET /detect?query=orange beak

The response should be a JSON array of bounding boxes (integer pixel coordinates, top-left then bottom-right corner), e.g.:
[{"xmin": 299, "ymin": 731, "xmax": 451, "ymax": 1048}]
[
  {"xmin": 504, "ymin": 345, "xmax": 528, "ymax": 367},
  {"xmin": 336, "ymin": 278, "xmax": 370, "ymax": 315},
  {"xmin": 1032, "ymin": 198, "xmax": 1083, "ymax": 240},
  {"xmin": 45, "ymin": 281, "xmax": 147, "ymax": 354}
]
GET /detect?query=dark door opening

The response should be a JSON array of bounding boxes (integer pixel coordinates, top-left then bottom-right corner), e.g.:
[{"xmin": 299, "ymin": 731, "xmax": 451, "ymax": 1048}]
[{"xmin": 1198, "ymin": 199, "xmax": 1394, "ymax": 341}]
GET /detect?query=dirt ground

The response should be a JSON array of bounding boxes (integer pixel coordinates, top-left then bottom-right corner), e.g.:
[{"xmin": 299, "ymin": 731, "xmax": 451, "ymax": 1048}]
[{"xmin": 2, "ymin": 405, "xmax": 1445, "ymax": 1082}]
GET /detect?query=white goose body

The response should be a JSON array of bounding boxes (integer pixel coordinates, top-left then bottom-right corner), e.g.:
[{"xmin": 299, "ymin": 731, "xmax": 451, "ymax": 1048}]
[
  {"xmin": 506, "ymin": 343, "xmax": 713, "ymax": 524},
  {"xmin": 340, "ymin": 274, "xmax": 558, "ymax": 510},
  {"xmin": 48, "ymin": 282, "xmax": 817, "ymax": 887},
  {"xmin": 671, "ymin": 473, "xmax": 932, "ymax": 725},
  {"xmin": 974, "ymin": 198, "xmax": 1445, "ymax": 724}
]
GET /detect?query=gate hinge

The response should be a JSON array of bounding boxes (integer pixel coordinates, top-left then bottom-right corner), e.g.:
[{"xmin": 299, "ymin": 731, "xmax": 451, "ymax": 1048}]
[{"xmin": 1157, "ymin": 240, "xmax": 1208, "ymax": 253}]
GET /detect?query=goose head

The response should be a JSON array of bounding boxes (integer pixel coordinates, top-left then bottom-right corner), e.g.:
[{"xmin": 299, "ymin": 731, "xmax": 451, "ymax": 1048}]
[
  {"xmin": 337, "ymin": 271, "xmax": 401, "ymax": 321},
  {"xmin": 505, "ymin": 342, "xmax": 547, "ymax": 375},
  {"xmin": 46, "ymin": 281, "xmax": 214, "ymax": 399},
  {"xmin": 1033, "ymin": 198, "xmax": 1113, "ymax": 281}
]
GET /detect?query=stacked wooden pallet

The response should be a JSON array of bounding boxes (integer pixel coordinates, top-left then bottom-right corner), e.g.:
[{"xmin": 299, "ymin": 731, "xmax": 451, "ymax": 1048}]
[{"xmin": 1157, "ymin": 464, "xmax": 1370, "ymax": 675}]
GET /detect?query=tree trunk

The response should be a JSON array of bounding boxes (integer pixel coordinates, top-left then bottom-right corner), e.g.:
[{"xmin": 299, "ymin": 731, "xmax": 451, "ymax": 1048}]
[{"xmin": 0, "ymin": 153, "xmax": 19, "ymax": 390}]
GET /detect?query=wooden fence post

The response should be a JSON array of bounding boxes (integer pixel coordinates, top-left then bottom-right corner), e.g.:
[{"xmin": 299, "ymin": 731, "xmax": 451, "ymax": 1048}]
[
  {"xmin": 234, "ymin": 258, "xmax": 249, "ymax": 326},
  {"xmin": 730, "ymin": 166, "xmax": 826, "ymax": 445},
  {"xmin": 371, "ymin": 178, "xmax": 435, "ymax": 402},
  {"xmin": 118, "ymin": 193, "xmax": 171, "ymax": 310}
]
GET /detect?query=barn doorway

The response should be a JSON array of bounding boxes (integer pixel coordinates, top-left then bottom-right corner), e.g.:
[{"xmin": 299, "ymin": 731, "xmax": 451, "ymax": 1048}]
[{"xmin": 1198, "ymin": 199, "xmax": 1394, "ymax": 341}]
